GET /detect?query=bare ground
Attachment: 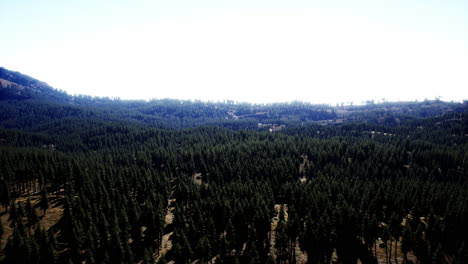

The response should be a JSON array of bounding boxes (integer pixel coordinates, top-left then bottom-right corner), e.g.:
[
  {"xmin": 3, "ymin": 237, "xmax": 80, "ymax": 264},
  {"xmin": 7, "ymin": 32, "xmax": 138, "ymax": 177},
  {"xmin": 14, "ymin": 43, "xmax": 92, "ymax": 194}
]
[
  {"xmin": 270, "ymin": 204, "xmax": 308, "ymax": 264},
  {"xmin": 155, "ymin": 198, "xmax": 175, "ymax": 262},
  {"xmin": 374, "ymin": 239, "xmax": 417, "ymax": 264},
  {"xmin": 192, "ymin": 173, "xmax": 203, "ymax": 186},
  {"xmin": 0, "ymin": 190, "xmax": 64, "ymax": 252}
]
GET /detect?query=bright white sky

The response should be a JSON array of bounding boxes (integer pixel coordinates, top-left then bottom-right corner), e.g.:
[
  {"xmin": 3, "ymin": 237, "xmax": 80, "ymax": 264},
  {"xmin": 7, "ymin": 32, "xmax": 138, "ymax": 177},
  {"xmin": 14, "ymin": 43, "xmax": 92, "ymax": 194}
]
[{"xmin": 1, "ymin": 0, "xmax": 467, "ymax": 104}]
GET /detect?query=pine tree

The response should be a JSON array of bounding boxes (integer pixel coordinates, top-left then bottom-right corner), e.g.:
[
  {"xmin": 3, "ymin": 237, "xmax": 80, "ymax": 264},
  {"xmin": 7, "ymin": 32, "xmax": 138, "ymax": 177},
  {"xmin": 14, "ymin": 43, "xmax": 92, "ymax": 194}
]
[
  {"xmin": 39, "ymin": 187, "xmax": 50, "ymax": 216},
  {"xmin": 0, "ymin": 219, "xmax": 4, "ymax": 240},
  {"xmin": 26, "ymin": 197, "xmax": 39, "ymax": 235},
  {"xmin": 0, "ymin": 178, "xmax": 11, "ymax": 213},
  {"xmin": 245, "ymin": 240, "xmax": 261, "ymax": 264},
  {"xmin": 143, "ymin": 248, "xmax": 155, "ymax": 264},
  {"xmin": 382, "ymin": 226, "xmax": 391, "ymax": 264},
  {"xmin": 275, "ymin": 219, "xmax": 289, "ymax": 263},
  {"xmin": 8, "ymin": 201, "xmax": 18, "ymax": 232},
  {"xmin": 197, "ymin": 235, "xmax": 212, "ymax": 263},
  {"xmin": 158, "ymin": 256, "xmax": 168, "ymax": 264},
  {"xmin": 401, "ymin": 225, "xmax": 413, "ymax": 264},
  {"xmin": 390, "ymin": 212, "xmax": 402, "ymax": 264}
]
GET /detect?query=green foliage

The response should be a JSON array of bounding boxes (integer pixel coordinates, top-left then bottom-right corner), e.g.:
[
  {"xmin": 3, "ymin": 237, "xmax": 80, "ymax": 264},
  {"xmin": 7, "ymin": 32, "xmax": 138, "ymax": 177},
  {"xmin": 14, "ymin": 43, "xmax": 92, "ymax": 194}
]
[{"xmin": 1, "ymin": 66, "xmax": 468, "ymax": 263}]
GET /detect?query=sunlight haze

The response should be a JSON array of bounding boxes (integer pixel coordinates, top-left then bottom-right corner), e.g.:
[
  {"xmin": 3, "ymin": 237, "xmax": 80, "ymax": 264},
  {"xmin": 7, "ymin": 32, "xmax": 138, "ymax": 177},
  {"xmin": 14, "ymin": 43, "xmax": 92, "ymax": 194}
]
[{"xmin": 1, "ymin": 0, "xmax": 467, "ymax": 104}]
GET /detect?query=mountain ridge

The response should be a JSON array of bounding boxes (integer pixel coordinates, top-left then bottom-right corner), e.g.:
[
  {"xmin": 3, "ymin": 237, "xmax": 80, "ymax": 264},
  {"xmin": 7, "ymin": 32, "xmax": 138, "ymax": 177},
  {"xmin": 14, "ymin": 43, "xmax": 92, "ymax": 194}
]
[{"xmin": 0, "ymin": 66, "xmax": 466, "ymax": 131}]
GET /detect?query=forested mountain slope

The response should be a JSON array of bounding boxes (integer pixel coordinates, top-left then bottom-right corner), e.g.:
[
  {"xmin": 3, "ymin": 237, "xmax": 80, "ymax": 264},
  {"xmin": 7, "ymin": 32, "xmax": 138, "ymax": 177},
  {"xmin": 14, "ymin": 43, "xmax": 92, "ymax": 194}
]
[
  {"xmin": 0, "ymin": 67, "xmax": 467, "ymax": 264},
  {"xmin": 1, "ymin": 67, "xmax": 466, "ymax": 130}
]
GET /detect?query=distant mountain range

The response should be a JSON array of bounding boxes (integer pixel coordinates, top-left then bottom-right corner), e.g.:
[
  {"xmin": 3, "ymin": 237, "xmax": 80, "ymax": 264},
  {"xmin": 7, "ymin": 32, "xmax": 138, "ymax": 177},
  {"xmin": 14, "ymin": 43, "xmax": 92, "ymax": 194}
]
[{"xmin": 1, "ymin": 66, "xmax": 467, "ymax": 131}]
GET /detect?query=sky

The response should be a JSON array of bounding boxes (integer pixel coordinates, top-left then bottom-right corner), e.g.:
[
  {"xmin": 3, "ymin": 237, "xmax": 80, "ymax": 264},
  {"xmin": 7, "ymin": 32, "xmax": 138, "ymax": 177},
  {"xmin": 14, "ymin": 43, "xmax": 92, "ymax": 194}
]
[{"xmin": 1, "ymin": 0, "xmax": 467, "ymax": 104}]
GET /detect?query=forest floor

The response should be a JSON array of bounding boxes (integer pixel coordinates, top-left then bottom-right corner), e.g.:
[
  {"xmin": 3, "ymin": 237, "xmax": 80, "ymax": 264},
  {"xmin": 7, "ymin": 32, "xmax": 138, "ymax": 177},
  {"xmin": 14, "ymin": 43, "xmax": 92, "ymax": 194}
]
[
  {"xmin": 270, "ymin": 204, "xmax": 308, "ymax": 264},
  {"xmin": 154, "ymin": 185, "xmax": 176, "ymax": 263},
  {"xmin": 227, "ymin": 110, "xmax": 273, "ymax": 120},
  {"xmin": 0, "ymin": 209, "xmax": 13, "ymax": 253},
  {"xmin": 192, "ymin": 173, "xmax": 203, "ymax": 185},
  {"xmin": 373, "ymin": 239, "xmax": 417, "ymax": 264},
  {"xmin": 160, "ymin": 199, "xmax": 174, "ymax": 257},
  {"xmin": 0, "ymin": 189, "xmax": 64, "ymax": 253}
]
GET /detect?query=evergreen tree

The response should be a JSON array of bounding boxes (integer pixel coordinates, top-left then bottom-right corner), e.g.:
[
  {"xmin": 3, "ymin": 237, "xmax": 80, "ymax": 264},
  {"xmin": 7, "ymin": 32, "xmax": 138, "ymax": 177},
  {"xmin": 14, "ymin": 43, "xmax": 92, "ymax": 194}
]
[
  {"xmin": 39, "ymin": 187, "xmax": 50, "ymax": 215},
  {"xmin": 143, "ymin": 248, "xmax": 155, "ymax": 264},
  {"xmin": 0, "ymin": 221, "xmax": 3, "ymax": 240},
  {"xmin": 0, "ymin": 178, "xmax": 11, "ymax": 213},
  {"xmin": 401, "ymin": 225, "xmax": 413, "ymax": 264},
  {"xmin": 26, "ymin": 197, "xmax": 39, "ymax": 235}
]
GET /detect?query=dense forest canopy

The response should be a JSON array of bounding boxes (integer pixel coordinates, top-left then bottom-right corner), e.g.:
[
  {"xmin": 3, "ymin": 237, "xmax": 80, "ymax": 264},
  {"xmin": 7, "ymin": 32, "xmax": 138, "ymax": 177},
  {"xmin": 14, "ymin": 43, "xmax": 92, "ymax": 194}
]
[{"xmin": 0, "ymin": 67, "xmax": 467, "ymax": 263}]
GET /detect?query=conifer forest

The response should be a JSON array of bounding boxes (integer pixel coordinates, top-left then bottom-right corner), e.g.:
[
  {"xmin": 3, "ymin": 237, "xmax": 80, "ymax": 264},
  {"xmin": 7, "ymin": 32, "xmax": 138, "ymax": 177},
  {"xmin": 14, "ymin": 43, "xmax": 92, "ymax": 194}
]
[{"xmin": 0, "ymin": 67, "xmax": 467, "ymax": 263}]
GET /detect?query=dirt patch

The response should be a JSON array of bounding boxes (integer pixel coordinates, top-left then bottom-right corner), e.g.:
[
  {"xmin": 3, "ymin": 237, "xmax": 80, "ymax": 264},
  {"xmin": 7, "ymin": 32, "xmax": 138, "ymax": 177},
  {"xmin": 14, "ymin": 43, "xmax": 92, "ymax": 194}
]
[
  {"xmin": 155, "ymin": 199, "xmax": 175, "ymax": 262},
  {"xmin": 270, "ymin": 204, "xmax": 287, "ymax": 259},
  {"xmin": 0, "ymin": 192, "xmax": 64, "ymax": 253},
  {"xmin": 0, "ymin": 210, "xmax": 14, "ymax": 253},
  {"xmin": 273, "ymin": 204, "xmax": 288, "ymax": 222},
  {"xmin": 192, "ymin": 173, "xmax": 203, "ymax": 185},
  {"xmin": 295, "ymin": 242, "xmax": 308, "ymax": 264},
  {"xmin": 157, "ymin": 231, "xmax": 173, "ymax": 261},
  {"xmin": 236, "ymin": 112, "xmax": 268, "ymax": 118},
  {"xmin": 270, "ymin": 204, "xmax": 307, "ymax": 263},
  {"xmin": 374, "ymin": 238, "xmax": 417, "ymax": 264},
  {"xmin": 0, "ymin": 79, "xmax": 20, "ymax": 88}
]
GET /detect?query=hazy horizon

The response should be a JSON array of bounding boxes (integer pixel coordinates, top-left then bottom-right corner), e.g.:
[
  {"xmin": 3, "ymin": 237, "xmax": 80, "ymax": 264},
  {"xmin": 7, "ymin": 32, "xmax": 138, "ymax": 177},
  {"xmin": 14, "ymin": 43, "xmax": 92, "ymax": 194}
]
[{"xmin": 1, "ymin": 0, "xmax": 467, "ymax": 104}]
